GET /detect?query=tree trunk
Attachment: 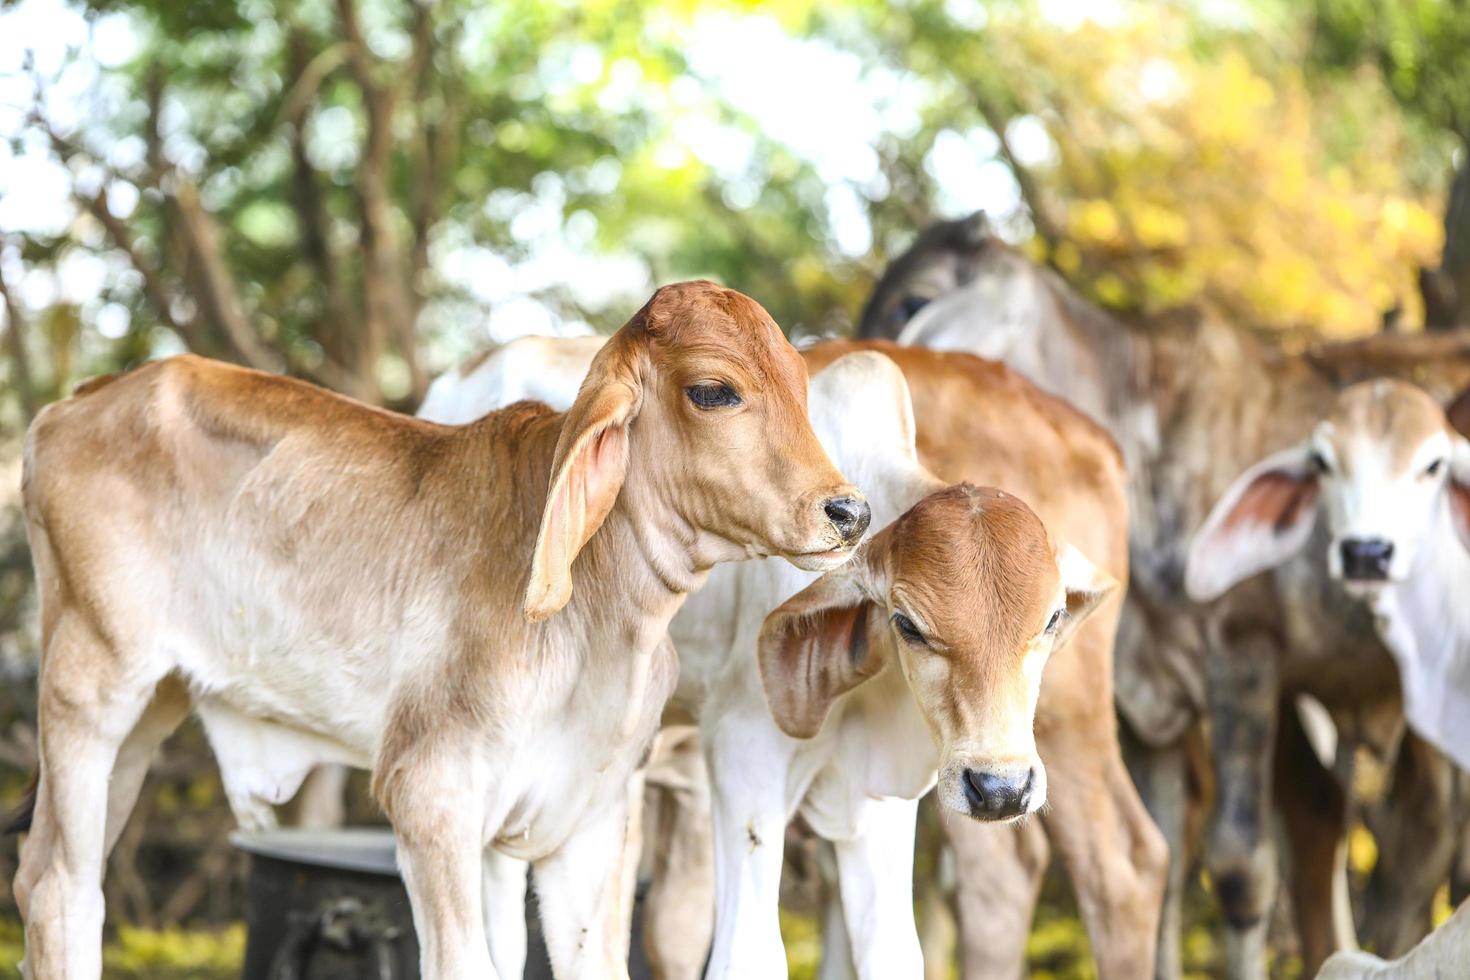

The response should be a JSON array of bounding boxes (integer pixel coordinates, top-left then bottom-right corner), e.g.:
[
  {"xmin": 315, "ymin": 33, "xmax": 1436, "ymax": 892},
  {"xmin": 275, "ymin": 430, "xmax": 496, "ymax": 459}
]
[
  {"xmin": 0, "ymin": 271, "xmax": 37, "ymax": 421},
  {"xmin": 1426, "ymin": 144, "xmax": 1470, "ymax": 331}
]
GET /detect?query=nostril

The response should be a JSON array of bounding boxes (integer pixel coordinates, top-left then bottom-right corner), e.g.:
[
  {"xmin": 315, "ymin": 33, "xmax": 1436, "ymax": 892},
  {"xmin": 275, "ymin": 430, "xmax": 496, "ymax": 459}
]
[
  {"xmin": 962, "ymin": 768, "xmax": 988, "ymax": 809},
  {"xmin": 824, "ymin": 496, "xmax": 869, "ymax": 538},
  {"xmin": 962, "ymin": 768, "xmax": 1028, "ymax": 820}
]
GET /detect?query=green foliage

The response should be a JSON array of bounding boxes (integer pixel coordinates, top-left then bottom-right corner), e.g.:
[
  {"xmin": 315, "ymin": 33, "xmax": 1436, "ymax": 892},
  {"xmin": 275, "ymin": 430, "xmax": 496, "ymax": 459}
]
[
  {"xmin": 0, "ymin": 919, "xmax": 244, "ymax": 979},
  {"xmin": 1311, "ymin": 0, "xmax": 1470, "ymax": 143}
]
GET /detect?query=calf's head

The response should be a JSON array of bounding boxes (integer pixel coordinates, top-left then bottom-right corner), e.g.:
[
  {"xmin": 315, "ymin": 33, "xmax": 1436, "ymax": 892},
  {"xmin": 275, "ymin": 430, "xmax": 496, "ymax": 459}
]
[
  {"xmin": 758, "ymin": 484, "xmax": 1116, "ymax": 821},
  {"xmin": 1186, "ymin": 379, "xmax": 1470, "ymax": 602},
  {"xmin": 525, "ymin": 280, "xmax": 866, "ymax": 620}
]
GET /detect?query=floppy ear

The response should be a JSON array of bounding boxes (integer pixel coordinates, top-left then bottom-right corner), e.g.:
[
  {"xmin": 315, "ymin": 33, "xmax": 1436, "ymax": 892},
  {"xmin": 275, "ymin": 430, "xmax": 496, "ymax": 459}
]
[
  {"xmin": 1450, "ymin": 435, "xmax": 1470, "ymax": 554},
  {"xmin": 1185, "ymin": 443, "xmax": 1320, "ymax": 603},
  {"xmin": 1053, "ymin": 541, "xmax": 1119, "ymax": 650},
  {"xmin": 523, "ymin": 333, "xmax": 643, "ymax": 622},
  {"xmin": 757, "ymin": 539, "xmax": 891, "ymax": 739}
]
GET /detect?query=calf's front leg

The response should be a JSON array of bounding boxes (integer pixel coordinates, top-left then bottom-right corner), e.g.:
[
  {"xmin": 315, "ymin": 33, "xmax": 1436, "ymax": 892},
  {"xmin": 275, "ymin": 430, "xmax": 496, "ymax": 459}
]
[
  {"xmin": 946, "ymin": 814, "xmax": 1049, "ymax": 980},
  {"xmin": 533, "ymin": 796, "xmax": 638, "ymax": 980},
  {"xmin": 482, "ymin": 850, "xmax": 529, "ymax": 978},
  {"xmin": 704, "ymin": 712, "xmax": 797, "ymax": 979},
  {"xmin": 830, "ymin": 796, "xmax": 924, "ymax": 979},
  {"xmin": 384, "ymin": 765, "xmax": 495, "ymax": 980}
]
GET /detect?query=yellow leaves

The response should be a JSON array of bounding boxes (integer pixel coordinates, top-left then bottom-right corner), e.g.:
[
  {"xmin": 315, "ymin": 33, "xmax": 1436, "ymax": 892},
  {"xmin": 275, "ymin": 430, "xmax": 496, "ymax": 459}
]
[
  {"xmin": 1381, "ymin": 197, "xmax": 1442, "ymax": 256},
  {"xmin": 978, "ymin": 10, "xmax": 1443, "ymax": 334},
  {"xmin": 1434, "ymin": 883, "xmax": 1454, "ymax": 928},
  {"xmin": 1093, "ymin": 272, "xmax": 1129, "ymax": 307},
  {"xmin": 1052, "ymin": 239, "xmax": 1082, "ymax": 273},
  {"xmin": 1070, "ymin": 199, "xmax": 1121, "ymax": 246},
  {"xmin": 1133, "ymin": 202, "xmax": 1191, "ymax": 250},
  {"xmin": 1190, "ymin": 51, "xmax": 1276, "ymax": 146},
  {"xmin": 791, "ymin": 253, "xmax": 831, "ymax": 295}
]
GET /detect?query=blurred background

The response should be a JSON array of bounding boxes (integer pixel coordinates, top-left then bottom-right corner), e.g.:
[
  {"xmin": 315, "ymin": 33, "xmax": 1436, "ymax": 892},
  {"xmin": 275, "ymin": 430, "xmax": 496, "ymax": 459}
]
[{"xmin": 1, "ymin": 0, "xmax": 1468, "ymax": 976}]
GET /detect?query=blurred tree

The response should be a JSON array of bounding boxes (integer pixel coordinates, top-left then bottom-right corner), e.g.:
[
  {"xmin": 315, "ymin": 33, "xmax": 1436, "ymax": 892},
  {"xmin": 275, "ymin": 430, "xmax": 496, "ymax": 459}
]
[
  {"xmin": 1309, "ymin": 0, "xmax": 1470, "ymax": 328},
  {"xmin": 812, "ymin": 0, "xmax": 1445, "ymax": 336},
  {"xmin": 2, "ymin": 0, "xmax": 858, "ymax": 413}
]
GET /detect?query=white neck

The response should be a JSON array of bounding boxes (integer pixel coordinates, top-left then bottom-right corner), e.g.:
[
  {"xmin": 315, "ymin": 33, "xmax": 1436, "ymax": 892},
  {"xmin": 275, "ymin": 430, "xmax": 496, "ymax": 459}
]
[{"xmin": 1370, "ymin": 493, "xmax": 1470, "ymax": 770}]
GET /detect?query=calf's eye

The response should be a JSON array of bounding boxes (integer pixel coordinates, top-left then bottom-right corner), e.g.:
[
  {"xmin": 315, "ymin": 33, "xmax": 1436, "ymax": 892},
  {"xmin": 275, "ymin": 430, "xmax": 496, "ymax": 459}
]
[
  {"xmin": 897, "ymin": 296, "xmax": 931, "ymax": 322},
  {"xmin": 685, "ymin": 383, "xmax": 741, "ymax": 409},
  {"xmin": 1309, "ymin": 450, "xmax": 1331, "ymax": 475},
  {"xmin": 1425, "ymin": 458, "xmax": 1445, "ymax": 478},
  {"xmin": 891, "ymin": 612, "xmax": 925, "ymax": 646}
]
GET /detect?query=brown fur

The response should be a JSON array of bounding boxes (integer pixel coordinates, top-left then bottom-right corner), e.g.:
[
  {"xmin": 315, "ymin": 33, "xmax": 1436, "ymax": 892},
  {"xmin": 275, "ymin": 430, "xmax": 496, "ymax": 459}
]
[
  {"xmin": 802, "ymin": 340, "xmax": 1166, "ymax": 980},
  {"xmin": 14, "ymin": 280, "xmax": 862, "ymax": 980}
]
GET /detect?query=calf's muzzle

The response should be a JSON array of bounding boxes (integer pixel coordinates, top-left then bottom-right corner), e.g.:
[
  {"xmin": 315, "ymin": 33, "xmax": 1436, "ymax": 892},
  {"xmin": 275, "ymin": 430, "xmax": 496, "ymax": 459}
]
[
  {"xmin": 962, "ymin": 766, "xmax": 1037, "ymax": 821},
  {"xmin": 1339, "ymin": 537, "xmax": 1393, "ymax": 581},
  {"xmin": 823, "ymin": 495, "xmax": 871, "ymax": 545}
]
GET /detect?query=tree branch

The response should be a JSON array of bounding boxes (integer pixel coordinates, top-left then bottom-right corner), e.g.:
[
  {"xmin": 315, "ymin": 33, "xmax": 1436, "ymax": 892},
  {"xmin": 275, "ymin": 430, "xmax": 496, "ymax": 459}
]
[
  {"xmin": 975, "ymin": 91, "xmax": 1063, "ymax": 249},
  {"xmin": 172, "ymin": 178, "xmax": 283, "ymax": 372},
  {"xmin": 0, "ymin": 266, "xmax": 38, "ymax": 421},
  {"xmin": 336, "ymin": 0, "xmax": 419, "ymax": 403},
  {"xmin": 286, "ymin": 28, "xmax": 370, "ymax": 398}
]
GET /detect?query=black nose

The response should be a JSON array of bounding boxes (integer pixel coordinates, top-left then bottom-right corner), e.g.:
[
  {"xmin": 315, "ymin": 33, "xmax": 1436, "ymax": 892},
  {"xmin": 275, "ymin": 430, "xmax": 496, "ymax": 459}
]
[
  {"xmin": 1340, "ymin": 538, "xmax": 1394, "ymax": 581},
  {"xmin": 823, "ymin": 495, "xmax": 871, "ymax": 543},
  {"xmin": 962, "ymin": 767, "xmax": 1035, "ymax": 820}
]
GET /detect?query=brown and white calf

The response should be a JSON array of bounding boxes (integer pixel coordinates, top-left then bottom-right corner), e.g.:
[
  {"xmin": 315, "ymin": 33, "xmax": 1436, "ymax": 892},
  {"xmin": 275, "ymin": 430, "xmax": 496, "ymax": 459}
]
[
  {"xmin": 12, "ymin": 281, "xmax": 866, "ymax": 980},
  {"xmin": 1188, "ymin": 379, "xmax": 1470, "ymax": 769},
  {"xmin": 425, "ymin": 338, "xmax": 1159, "ymax": 979}
]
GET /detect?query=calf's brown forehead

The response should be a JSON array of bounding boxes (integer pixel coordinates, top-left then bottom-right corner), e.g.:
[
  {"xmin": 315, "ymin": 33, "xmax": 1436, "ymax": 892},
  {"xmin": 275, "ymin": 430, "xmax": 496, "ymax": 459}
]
[
  {"xmin": 889, "ymin": 485, "xmax": 1058, "ymax": 656},
  {"xmin": 1330, "ymin": 380, "xmax": 1448, "ymax": 473},
  {"xmin": 637, "ymin": 281, "xmax": 805, "ymax": 395}
]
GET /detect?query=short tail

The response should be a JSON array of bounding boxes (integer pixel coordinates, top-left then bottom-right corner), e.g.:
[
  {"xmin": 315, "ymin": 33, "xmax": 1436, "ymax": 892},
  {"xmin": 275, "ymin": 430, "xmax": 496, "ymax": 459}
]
[{"xmin": 4, "ymin": 771, "xmax": 38, "ymax": 835}]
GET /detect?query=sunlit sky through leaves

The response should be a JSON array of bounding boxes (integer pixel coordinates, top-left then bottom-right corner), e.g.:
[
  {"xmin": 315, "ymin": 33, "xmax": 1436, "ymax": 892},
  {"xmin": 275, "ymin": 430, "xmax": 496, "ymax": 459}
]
[{"xmin": 0, "ymin": 0, "xmax": 1133, "ymax": 343}]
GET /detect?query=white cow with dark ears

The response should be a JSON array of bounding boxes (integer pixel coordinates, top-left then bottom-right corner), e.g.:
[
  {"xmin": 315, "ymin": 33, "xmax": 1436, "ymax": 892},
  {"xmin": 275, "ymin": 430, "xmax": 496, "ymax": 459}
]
[{"xmin": 1187, "ymin": 378, "xmax": 1470, "ymax": 768}]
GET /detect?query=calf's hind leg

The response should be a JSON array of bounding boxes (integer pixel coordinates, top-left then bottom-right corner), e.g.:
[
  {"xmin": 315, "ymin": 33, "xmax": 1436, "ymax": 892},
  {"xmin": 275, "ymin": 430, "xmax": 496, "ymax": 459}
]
[
  {"xmin": 20, "ymin": 617, "xmax": 166, "ymax": 980},
  {"xmin": 19, "ymin": 675, "xmax": 190, "ymax": 923}
]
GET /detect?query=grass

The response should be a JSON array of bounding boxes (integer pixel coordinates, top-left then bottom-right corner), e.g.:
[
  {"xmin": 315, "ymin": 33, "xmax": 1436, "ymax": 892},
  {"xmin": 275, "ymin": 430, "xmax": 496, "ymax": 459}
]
[{"xmin": 0, "ymin": 918, "xmax": 244, "ymax": 979}]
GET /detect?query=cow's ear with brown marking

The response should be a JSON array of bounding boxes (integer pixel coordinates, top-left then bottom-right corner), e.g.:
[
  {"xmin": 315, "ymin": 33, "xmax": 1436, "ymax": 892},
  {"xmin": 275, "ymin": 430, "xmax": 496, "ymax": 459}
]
[
  {"xmin": 1185, "ymin": 443, "xmax": 1321, "ymax": 603},
  {"xmin": 757, "ymin": 535, "xmax": 891, "ymax": 739},
  {"xmin": 524, "ymin": 329, "xmax": 644, "ymax": 622},
  {"xmin": 1053, "ymin": 542, "xmax": 1118, "ymax": 650},
  {"xmin": 1450, "ymin": 435, "xmax": 1470, "ymax": 554}
]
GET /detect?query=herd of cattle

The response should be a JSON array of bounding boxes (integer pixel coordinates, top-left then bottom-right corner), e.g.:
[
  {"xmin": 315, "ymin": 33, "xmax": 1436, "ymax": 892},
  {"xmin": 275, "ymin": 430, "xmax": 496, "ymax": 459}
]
[{"xmin": 8, "ymin": 211, "xmax": 1470, "ymax": 979}]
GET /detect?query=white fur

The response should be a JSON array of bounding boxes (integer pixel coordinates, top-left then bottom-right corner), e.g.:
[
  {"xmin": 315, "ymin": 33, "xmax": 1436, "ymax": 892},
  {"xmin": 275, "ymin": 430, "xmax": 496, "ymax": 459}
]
[
  {"xmin": 1184, "ymin": 443, "xmax": 1320, "ymax": 603},
  {"xmin": 418, "ymin": 335, "xmax": 609, "ymax": 424},
  {"xmin": 1186, "ymin": 415, "xmax": 1470, "ymax": 770}
]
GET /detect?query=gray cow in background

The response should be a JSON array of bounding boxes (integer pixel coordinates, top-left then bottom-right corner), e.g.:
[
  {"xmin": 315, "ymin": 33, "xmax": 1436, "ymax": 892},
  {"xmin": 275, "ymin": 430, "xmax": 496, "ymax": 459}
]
[{"xmin": 860, "ymin": 212, "xmax": 1470, "ymax": 978}]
